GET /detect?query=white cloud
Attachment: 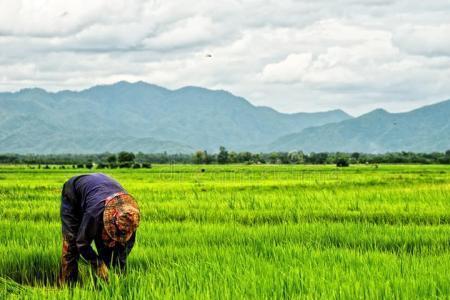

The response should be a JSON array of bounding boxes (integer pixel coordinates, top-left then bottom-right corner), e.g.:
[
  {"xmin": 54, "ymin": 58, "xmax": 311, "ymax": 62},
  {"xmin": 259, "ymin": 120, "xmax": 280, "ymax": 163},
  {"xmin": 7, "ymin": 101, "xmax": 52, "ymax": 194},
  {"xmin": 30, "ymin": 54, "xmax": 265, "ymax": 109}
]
[
  {"xmin": 261, "ymin": 53, "xmax": 313, "ymax": 83},
  {"xmin": 259, "ymin": 22, "xmax": 397, "ymax": 87},
  {"xmin": 0, "ymin": 0, "xmax": 449, "ymax": 115},
  {"xmin": 0, "ymin": 0, "xmax": 132, "ymax": 37},
  {"xmin": 393, "ymin": 24, "xmax": 450, "ymax": 56},
  {"xmin": 142, "ymin": 16, "xmax": 218, "ymax": 50}
]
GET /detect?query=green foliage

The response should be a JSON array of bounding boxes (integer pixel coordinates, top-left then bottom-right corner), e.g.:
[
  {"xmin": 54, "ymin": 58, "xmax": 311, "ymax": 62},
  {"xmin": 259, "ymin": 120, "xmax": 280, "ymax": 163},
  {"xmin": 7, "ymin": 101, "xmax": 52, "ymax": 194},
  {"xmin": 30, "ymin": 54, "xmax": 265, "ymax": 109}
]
[
  {"xmin": 336, "ymin": 157, "xmax": 350, "ymax": 167},
  {"xmin": 118, "ymin": 152, "xmax": 135, "ymax": 164},
  {"xmin": 106, "ymin": 154, "xmax": 117, "ymax": 164},
  {"xmin": 217, "ymin": 146, "xmax": 229, "ymax": 164},
  {"xmin": 0, "ymin": 165, "xmax": 450, "ymax": 298},
  {"xmin": 2, "ymin": 150, "xmax": 450, "ymax": 166},
  {"xmin": 194, "ymin": 150, "xmax": 207, "ymax": 164},
  {"xmin": 118, "ymin": 162, "xmax": 132, "ymax": 168}
]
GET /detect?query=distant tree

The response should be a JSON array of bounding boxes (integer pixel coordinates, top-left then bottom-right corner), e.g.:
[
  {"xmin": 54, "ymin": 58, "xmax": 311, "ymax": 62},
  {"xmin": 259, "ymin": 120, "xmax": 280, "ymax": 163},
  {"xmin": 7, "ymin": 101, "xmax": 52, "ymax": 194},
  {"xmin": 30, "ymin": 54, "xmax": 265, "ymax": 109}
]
[
  {"xmin": 336, "ymin": 157, "xmax": 350, "ymax": 167},
  {"xmin": 440, "ymin": 150, "xmax": 450, "ymax": 164},
  {"xmin": 107, "ymin": 154, "xmax": 117, "ymax": 164},
  {"xmin": 299, "ymin": 151, "xmax": 306, "ymax": 163},
  {"xmin": 4, "ymin": 150, "xmax": 450, "ymax": 166},
  {"xmin": 269, "ymin": 152, "xmax": 279, "ymax": 164},
  {"xmin": 141, "ymin": 162, "xmax": 152, "ymax": 168},
  {"xmin": 194, "ymin": 150, "xmax": 206, "ymax": 164},
  {"xmin": 228, "ymin": 151, "xmax": 238, "ymax": 163},
  {"xmin": 119, "ymin": 162, "xmax": 132, "ymax": 168},
  {"xmin": 277, "ymin": 152, "xmax": 289, "ymax": 164},
  {"xmin": 252, "ymin": 153, "xmax": 262, "ymax": 164},
  {"xmin": 0, "ymin": 154, "xmax": 18, "ymax": 163},
  {"xmin": 203, "ymin": 151, "xmax": 213, "ymax": 164},
  {"xmin": 237, "ymin": 152, "xmax": 252, "ymax": 163},
  {"xmin": 350, "ymin": 152, "xmax": 360, "ymax": 164},
  {"xmin": 118, "ymin": 152, "xmax": 135, "ymax": 164},
  {"xmin": 309, "ymin": 152, "xmax": 328, "ymax": 164},
  {"xmin": 217, "ymin": 146, "xmax": 229, "ymax": 164},
  {"xmin": 288, "ymin": 151, "xmax": 301, "ymax": 164},
  {"xmin": 97, "ymin": 163, "xmax": 107, "ymax": 169},
  {"xmin": 256, "ymin": 153, "xmax": 266, "ymax": 164},
  {"xmin": 85, "ymin": 162, "xmax": 93, "ymax": 169}
]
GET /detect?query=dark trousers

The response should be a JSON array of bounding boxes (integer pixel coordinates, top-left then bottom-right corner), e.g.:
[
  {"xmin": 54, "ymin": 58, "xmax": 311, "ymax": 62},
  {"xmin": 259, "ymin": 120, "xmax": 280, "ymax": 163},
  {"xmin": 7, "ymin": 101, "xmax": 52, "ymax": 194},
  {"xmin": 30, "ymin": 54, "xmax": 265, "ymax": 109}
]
[{"xmin": 59, "ymin": 180, "xmax": 81, "ymax": 284}]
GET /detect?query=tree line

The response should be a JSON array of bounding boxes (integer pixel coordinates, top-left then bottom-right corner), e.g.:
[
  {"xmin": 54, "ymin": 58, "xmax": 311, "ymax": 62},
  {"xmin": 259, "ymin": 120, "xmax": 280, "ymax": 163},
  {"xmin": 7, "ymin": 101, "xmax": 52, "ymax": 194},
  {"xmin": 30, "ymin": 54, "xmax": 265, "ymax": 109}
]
[{"xmin": 1, "ymin": 148, "xmax": 450, "ymax": 167}]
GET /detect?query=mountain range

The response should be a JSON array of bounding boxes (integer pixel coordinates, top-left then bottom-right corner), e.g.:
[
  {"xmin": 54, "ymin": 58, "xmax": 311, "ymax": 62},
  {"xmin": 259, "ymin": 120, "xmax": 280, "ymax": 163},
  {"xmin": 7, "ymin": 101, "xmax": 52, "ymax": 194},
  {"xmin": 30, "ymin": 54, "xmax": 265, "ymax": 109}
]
[
  {"xmin": 0, "ymin": 81, "xmax": 448, "ymax": 154},
  {"xmin": 0, "ymin": 81, "xmax": 350, "ymax": 153},
  {"xmin": 269, "ymin": 100, "xmax": 450, "ymax": 153}
]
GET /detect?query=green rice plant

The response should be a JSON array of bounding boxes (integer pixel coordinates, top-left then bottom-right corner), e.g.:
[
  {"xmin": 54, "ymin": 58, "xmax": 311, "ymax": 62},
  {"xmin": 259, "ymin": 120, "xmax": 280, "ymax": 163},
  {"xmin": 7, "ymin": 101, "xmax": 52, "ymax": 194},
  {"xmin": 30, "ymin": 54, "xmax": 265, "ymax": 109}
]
[{"xmin": 0, "ymin": 164, "xmax": 449, "ymax": 299}]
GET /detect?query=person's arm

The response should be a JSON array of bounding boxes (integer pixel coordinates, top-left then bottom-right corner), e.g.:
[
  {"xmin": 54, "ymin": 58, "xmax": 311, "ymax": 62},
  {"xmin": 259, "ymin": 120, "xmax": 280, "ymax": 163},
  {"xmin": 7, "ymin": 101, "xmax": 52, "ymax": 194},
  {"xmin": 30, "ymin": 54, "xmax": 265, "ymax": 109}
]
[
  {"xmin": 76, "ymin": 213, "xmax": 103, "ymax": 268},
  {"xmin": 125, "ymin": 232, "xmax": 136, "ymax": 256},
  {"xmin": 113, "ymin": 232, "xmax": 136, "ymax": 271}
]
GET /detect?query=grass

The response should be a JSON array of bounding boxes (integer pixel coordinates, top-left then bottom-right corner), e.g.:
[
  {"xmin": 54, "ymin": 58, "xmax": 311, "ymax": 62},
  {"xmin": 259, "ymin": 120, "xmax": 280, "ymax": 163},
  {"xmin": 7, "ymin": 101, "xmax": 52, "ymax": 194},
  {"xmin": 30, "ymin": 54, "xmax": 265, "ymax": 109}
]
[{"xmin": 0, "ymin": 164, "xmax": 449, "ymax": 299}]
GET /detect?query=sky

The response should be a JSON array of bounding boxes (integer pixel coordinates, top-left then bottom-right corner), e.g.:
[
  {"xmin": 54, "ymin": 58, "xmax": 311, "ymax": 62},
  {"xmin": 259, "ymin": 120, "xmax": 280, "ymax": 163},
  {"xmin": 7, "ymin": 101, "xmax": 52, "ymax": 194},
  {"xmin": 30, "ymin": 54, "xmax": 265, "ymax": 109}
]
[{"xmin": 1, "ymin": 0, "xmax": 450, "ymax": 115}]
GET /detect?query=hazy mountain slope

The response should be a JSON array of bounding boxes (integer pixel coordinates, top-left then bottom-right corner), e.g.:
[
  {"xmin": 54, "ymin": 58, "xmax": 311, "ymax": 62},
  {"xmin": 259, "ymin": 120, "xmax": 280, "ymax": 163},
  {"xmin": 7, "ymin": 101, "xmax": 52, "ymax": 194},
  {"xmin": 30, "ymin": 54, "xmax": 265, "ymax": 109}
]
[
  {"xmin": 269, "ymin": 100, "xmax": 450, "ymax": 153},
  {"xmin": 0, "ymin": 81, "xmax": 351, "ymax": 153},
  {"xmin": 0, "ymin": 132, "xmax": 194, "ymax": 154}
]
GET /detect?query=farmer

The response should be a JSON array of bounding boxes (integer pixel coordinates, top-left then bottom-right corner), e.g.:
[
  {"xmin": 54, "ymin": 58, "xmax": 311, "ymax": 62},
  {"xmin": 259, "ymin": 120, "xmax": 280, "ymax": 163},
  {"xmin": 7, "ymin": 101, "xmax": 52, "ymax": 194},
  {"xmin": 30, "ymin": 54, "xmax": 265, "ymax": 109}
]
[{"xmin": 59, "ymin": 173, "xmax": 140, "ymax": 284}]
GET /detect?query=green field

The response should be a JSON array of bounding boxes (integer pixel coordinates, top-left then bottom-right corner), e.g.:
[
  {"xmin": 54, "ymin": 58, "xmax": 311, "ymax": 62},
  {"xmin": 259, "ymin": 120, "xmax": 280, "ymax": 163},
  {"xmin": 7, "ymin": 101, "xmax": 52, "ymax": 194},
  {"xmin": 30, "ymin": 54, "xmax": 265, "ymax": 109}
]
[{"xmin": 1, "ymin": 164, "xmax": 450, "ymax": 299}]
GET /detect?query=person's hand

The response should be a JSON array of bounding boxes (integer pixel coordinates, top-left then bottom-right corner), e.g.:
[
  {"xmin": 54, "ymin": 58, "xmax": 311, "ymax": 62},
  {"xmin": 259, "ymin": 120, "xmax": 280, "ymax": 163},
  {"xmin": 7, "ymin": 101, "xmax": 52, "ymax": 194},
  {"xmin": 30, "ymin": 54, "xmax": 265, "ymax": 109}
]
[{"xmin": 96, "ymin": 262, "xmax": 109, "ymax": 282}]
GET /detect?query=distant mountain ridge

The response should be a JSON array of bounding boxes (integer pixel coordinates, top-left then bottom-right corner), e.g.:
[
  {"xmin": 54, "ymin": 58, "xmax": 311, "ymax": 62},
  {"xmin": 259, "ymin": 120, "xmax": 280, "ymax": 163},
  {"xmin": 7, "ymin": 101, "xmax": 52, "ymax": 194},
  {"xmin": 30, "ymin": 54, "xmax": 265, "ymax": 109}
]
[
  {"xmin": 0, "ymin": 81, "xmax": 351, "ymax": 154},
  {"xmin": 269, "ymin": 99, "xmax": 450, "ymax": 153}
]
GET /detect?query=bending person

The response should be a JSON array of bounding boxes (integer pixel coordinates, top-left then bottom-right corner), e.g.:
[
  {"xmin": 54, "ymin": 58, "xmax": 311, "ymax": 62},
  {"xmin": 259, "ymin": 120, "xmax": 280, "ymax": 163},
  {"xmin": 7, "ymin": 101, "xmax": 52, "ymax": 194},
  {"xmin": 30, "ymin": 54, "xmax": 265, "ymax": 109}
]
[{"xmin": 59, "ymin": 173, "xmax": 140, "ymax": 284}]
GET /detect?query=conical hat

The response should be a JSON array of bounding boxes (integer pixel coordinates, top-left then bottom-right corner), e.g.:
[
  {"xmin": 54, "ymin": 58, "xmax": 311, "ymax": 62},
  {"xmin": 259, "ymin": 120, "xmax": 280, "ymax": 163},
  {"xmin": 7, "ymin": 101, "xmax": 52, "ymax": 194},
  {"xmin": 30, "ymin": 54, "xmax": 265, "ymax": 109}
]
[{"xmin": 103, "ymin": 193, "xmax": 140, "ymax": 244}]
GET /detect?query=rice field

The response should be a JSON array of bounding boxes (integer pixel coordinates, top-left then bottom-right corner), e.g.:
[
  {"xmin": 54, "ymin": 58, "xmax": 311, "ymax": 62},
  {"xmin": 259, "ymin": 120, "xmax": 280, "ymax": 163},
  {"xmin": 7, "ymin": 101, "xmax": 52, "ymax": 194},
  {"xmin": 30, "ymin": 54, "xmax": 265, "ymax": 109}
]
[{"xmin": 0, "ymin": 164, "xmax": 449, "ymax": 299}]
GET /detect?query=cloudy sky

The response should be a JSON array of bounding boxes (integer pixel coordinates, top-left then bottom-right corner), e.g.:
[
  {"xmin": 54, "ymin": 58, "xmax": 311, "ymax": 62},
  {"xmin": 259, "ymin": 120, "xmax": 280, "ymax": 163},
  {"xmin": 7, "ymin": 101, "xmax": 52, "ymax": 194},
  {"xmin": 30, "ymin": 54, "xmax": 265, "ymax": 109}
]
[{"xmin": 1, "ymin": 0, "xmax": 450, "ymax": 115}]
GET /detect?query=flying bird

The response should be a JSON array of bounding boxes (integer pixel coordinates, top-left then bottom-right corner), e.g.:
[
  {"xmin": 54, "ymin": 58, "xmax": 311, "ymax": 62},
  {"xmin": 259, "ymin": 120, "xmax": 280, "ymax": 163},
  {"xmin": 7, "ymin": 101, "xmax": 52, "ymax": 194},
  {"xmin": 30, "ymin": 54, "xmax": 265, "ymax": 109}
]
[{"xmin": 205, "ymin": 54, "xmax": 213, "ymax": 58}]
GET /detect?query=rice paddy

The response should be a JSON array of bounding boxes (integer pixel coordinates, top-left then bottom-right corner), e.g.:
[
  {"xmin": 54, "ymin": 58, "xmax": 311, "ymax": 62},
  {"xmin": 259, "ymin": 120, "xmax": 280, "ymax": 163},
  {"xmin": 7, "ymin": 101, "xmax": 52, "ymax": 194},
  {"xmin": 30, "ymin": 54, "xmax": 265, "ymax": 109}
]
[{"xmin": 0, "ymin": 164, "xmax": 449, "ymax": 299}]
